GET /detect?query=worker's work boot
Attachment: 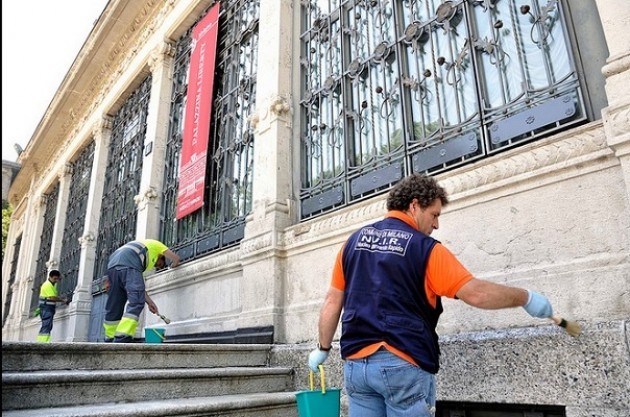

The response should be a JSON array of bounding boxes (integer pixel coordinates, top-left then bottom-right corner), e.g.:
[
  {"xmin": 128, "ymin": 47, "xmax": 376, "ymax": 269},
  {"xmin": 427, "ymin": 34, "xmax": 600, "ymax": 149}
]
[{"xmin": 113, "ymin": 335, "xmax": 133, "ymax": 343}]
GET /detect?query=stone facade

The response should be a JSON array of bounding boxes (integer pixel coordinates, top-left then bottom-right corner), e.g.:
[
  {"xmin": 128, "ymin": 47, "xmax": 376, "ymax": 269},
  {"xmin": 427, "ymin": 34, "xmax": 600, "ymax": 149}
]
[
  {"xmin": 2, "ymin": 1, "xmax": 628, "ymax": 415},
  {"xmin": 1, "ymin": 160, "xmax": 20, "ymax": 207}
]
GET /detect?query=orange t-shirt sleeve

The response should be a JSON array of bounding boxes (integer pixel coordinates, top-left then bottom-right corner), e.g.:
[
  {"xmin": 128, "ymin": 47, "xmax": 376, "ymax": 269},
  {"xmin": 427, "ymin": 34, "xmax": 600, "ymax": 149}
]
[
  {"xmin": 330, "ymin": 244, "xmax": 346, "ymax": 291},
  {"xmin": 425, "ymin": 243, "xmax": 473, "ymax": 307}
]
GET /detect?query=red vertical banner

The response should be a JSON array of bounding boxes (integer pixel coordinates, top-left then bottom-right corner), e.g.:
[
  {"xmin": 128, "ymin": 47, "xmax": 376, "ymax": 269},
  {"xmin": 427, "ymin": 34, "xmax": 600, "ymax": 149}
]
[{"xmin": 176, "ymin": 3, "xmax": 221, "ymax": 219}]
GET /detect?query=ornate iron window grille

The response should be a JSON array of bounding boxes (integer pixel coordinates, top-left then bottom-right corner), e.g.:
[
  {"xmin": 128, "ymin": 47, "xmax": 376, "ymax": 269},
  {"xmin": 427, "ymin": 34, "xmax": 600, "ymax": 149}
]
[
  {"xmin": 299, "ymin": 0, "xmax": 586, "ymax": 219},
  {"xmin": 58, "ymin": 141, "xmax": 95, "ymax": 296},
  {"xmin": 30, "ymin": 183, "xmax": 59, "ymax": 313},
  {"xmin": 93, "ymin": 76, "xmax": 152, "ymax": 283},
  {"xmin": 160, "ymin": 0, "xmax": 259, "ymax": 262}
]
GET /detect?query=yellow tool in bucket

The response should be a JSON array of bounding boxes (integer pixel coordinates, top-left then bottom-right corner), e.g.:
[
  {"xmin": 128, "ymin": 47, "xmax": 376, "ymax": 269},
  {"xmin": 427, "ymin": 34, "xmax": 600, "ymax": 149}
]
[{"xmin": 295, "ymin": 365, "xmax": 341, "ymax": 417}]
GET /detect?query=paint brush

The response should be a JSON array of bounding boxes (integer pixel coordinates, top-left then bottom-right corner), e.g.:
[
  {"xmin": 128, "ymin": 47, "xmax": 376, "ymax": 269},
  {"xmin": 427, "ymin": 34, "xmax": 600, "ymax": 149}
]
[
  {"xmin": 551, "ymin": 315, "xmax": 580, "ymax": 337},
  {"xmin": 156, "ymin": 313, "xmax": 171, "ymax": 324}
]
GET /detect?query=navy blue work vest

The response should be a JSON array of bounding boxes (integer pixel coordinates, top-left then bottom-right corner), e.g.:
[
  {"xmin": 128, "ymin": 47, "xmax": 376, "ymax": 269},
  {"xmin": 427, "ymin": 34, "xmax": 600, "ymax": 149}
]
[
  {"xmin": 340, "ymin": 216, "xmax": 444, "ymax": 374},
  {"xmin": 107, "ymin": 241, "xmax": 148, "ymax": 271}
]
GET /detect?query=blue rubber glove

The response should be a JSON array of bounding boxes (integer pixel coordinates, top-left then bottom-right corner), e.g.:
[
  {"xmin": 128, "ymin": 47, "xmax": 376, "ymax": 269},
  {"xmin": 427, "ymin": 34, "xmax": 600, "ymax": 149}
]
[
  {"xmin": 308, "ymin": 348, "xmax": 330, "ymax": 372},
  {"xmin": 523, "ymin": 290, "xmax": 553, "ymax": 318}
]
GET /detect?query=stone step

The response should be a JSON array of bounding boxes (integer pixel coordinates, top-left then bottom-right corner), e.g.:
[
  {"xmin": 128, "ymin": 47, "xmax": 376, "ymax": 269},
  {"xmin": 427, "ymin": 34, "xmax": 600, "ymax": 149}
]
[
  {"xmin": 1, "ymin": 392, "xmax": 300, "ymax": 417},
  {"xmin": 2, "ymin": 367, "xmax": 295, "ymax": 410},
  {"xmin": 1, "ymin": 342, "xmax": 270, "ymax": 371}
]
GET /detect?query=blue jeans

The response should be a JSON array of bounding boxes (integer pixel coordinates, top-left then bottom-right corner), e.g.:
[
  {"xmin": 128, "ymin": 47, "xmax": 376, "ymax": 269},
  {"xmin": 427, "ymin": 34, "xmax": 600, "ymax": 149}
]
[
  {"xmin": 38, "ymin": 304, "xmax": 56, "ymax": 335},
  {"xmin": 105, "ymin": 267, "xmax": 146, "ymax": 321},
  {"xmin": 344, "ymin": 348, "xmax": 436, "ymax": 417}
]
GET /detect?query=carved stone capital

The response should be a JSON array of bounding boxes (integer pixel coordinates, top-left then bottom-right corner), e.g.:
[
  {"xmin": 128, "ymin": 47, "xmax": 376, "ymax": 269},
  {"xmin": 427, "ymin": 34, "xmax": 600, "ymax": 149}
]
[
  {"xmin": 134, "ymin": 186, "xmax": 159, "ymax": 209},
  {"xmin": 270, "ymin": 95, "xmax": 291, "ymax": 117},
  {"xmin": 92, "ymin": 116, "xmax": 114, "ymax": 138},
  {"xmin": 78, "ymin": 232, "xmax": 96, "ymax": 248},
  {"xmin": 58, "ymin": 163, "xmax": 74, "ymax": 179},
  {"xmin": 251, "ymin": 94, "xmax": 293, "ymax": 133},
  {"xmin": 248, "ymin": 113, "xmax": 261, "ymax": 130},
  {"xmin": 149, "ymin": 39, "xmax": 176, "ymax": 71}
]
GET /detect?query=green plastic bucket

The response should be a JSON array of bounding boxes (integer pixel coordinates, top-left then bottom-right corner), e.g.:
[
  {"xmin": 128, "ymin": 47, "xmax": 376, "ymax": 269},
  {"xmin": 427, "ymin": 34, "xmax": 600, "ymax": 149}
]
[
  {"xmin": 296, "ymin": 366, "xmax": 340, "ymax": 417},
  {"xmin": 145, "ymin": 327, "xmax": 165, "ymax": 344}
]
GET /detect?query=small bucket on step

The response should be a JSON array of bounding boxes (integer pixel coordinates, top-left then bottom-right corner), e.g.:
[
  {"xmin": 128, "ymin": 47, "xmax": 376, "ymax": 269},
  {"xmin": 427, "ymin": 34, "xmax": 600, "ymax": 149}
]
[
  {"xmin": 295, "ymin": 365, "xmax": 341, "ymax": 417},
  {"xmin": 145, "ymin": 327, "xmax": 166, "ymax": 344}
]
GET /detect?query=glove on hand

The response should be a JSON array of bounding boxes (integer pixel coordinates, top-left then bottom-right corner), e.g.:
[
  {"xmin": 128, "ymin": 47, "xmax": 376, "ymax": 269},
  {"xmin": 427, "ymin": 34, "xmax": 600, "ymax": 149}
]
[
  {"xmin": 308, "ymin": 348, "xmax": 330, "ymax": 372},
  {"xmin": 523, "ymin": 290, "xmax": 553, "ymax": 318}
]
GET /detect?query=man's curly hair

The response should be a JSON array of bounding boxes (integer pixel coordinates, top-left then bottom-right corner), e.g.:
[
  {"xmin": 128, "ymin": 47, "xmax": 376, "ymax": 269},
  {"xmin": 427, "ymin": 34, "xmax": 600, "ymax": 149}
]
[{"xmin": 386, "ymin": 174, "xmax": 449, "ymax": 211}]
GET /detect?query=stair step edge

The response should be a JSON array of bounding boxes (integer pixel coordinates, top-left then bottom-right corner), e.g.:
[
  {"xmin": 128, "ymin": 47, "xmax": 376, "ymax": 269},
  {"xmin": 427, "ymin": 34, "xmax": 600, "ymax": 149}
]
[{"xmin": 2, "ymin": 392, "xmax": 301, "ymax": 417}]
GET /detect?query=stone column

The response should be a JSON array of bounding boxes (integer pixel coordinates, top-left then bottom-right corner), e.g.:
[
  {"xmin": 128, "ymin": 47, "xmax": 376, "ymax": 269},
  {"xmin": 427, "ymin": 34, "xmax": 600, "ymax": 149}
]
[
  {"xmin": 596, "ymin": 0, "xmax": 630, "ymax": 200},
  {"xmin": 135, "ymin": 41, "xmax": 175, "ymax": 240},
  {"xmin": 12, "ymin": 190, "xmax": 46, "ymax": 335},
  {"xmin": 67, "ymin": 118, "xmax": 112, "ymax": 341},
  {"xmin": 238, "ymin": 0, "xmax": 295, "ymax": 341},
  {"xmin": 0, "ymin": 204, "xmax": 21, "ymax": 327}
]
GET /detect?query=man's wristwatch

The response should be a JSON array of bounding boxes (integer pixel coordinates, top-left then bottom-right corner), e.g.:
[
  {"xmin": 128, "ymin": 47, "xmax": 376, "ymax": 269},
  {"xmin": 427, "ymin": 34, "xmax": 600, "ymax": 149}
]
[{"xmin": 317, "ymin": 342, "xmax": 332, "ymax": 352}]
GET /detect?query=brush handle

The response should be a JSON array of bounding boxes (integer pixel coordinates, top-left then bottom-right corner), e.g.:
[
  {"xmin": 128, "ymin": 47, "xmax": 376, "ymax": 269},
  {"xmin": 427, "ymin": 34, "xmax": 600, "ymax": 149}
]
[
  {"xmin": 551, "ymin": 315, "xmax": 567, "ymax": 328},
  {"xmin": 154, "ymin": 311, "xmax": 171, "ymax": 324}
]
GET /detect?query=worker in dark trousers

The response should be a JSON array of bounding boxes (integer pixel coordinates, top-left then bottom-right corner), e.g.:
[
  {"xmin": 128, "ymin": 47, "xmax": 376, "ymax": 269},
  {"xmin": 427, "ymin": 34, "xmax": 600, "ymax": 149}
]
[
  {"xmin": 103, "ymin": 239, "xmax": 180, "ymax": 342},
  {"xmin": 36, "ymin": 269, "xmax": 69, "ymax": 342}
]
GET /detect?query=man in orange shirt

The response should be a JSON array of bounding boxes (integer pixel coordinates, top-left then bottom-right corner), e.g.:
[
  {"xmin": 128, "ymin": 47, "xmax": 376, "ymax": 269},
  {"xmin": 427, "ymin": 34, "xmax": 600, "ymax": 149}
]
[{"xmin": 308, "ymin": 174, "xmax": 553, "ymax": 417}]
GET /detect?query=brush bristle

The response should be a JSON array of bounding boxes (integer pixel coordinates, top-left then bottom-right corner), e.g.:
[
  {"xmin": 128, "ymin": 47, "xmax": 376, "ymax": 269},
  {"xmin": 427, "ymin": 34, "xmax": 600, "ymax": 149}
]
[
  {"xmin": 564, "ymin": 320, "xmax": 581, "ymax": 337},
  {"xmin": 551, "ymin": 315, "xmax": 581, "ymax": 338}
]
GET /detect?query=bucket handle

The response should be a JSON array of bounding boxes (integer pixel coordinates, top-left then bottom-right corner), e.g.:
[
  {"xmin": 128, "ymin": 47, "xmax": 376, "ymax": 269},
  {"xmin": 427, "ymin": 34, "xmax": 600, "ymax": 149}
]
[
  {"xmin": 150, "ymin": 328, "xmax": 166, "ymax": 341},
  {"xmin": 309, "ymin": 364, "xmax": 327, "ymax": 394}
]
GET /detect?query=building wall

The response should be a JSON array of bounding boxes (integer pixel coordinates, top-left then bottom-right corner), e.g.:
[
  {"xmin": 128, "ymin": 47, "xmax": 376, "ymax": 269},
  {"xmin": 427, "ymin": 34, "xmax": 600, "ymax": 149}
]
[
  {"xmin": 2, "ymin": 0, "xmax": 629, "ymax": 415},
  {"xmin": 1, "ymin": 160, "xmax": 20, "ymax": 207}
]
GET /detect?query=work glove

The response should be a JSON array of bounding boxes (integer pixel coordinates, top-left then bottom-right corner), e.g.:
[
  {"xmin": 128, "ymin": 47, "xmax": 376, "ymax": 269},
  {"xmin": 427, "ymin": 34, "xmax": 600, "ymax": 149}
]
[
  {"xmin": 308, "ymin": 348, "xmax": 330, "ymax": 372},
  {"xmin": 523, "ymin": 290, "xmax": 553, "ymax": 318}
]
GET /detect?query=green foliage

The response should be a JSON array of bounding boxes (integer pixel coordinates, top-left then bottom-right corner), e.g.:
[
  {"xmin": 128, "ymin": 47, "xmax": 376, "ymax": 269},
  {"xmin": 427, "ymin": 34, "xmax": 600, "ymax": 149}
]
[
  {"xmin": 2, "ymin": 203, "xmax": 12, "ymax": 262},
  {"xmin": 391, "ymin": 120, "xmax": 440, "ymax": 144}
]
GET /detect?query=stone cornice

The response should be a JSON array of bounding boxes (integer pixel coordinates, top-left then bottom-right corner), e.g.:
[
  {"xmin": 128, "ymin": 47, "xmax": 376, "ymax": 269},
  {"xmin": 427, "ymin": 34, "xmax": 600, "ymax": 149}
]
[
  {"xmin": 10, "ymin": 0, "xmax": 171, "ymax": 204},
  {"xmin": 440, "ymin": 122, "xmax": 609, "ymax": 198},
  {"xmin": 147, "ymin": 247, "xmax": 243, "ymax": 294}
]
